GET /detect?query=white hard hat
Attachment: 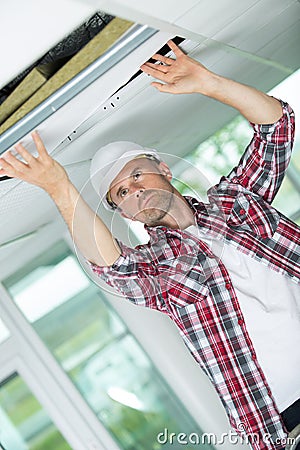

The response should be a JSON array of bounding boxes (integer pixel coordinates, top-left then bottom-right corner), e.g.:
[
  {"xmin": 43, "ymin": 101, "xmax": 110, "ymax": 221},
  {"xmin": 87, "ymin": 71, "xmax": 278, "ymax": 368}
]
[{"xmin": 90, "ymin": 141, "xmax": 161, "ymax": 210}]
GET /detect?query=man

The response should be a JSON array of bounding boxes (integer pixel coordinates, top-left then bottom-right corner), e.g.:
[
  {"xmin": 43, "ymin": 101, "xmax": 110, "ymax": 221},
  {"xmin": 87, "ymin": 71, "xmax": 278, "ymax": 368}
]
[{"xmin": 0, "ymin": 41, "xmax": 299, "ymax": 449}]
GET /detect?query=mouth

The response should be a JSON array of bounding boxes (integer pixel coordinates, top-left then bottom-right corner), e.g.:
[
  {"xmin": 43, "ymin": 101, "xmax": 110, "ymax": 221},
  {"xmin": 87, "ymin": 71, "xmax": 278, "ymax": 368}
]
[{"xmin": 140, "ymin": 193, "xmax": 155, "ymax": 210}]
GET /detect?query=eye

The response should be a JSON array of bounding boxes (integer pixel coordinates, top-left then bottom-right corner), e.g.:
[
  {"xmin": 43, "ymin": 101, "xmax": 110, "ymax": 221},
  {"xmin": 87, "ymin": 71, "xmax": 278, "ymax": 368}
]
[
  {"xmin": 120, "ymin": 188, "xmax": 129, "ymax": 197},
  {"xmin": 133, "ymin": 171, "xmax": 142, "ymax": 181}
]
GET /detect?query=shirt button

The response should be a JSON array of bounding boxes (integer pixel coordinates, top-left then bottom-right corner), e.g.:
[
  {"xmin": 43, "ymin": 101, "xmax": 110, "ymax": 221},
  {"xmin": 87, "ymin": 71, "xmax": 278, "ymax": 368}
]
[
  {"xmin": 251, "ymin": 353, "xmax": 257, "ymax": 360},
  {"xmin": 225, "ymin": 282, "xmax": 231, "ymax": 290},
  {"xmin": 239, "ymin": 208, "xmax": 246, "ymax": 215},
  {"xmin": 238, "ymin": 318, "xmax": 243, "ymax": 326},
  {"xmin": 176, "ymin": 263, "xmax": 182, "ymax": 271}
]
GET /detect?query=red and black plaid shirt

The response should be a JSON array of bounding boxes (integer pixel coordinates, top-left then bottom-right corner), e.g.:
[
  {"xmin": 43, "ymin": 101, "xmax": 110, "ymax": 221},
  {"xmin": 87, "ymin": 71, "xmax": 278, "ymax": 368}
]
[{"xmin": 90, "ymin": 100, "xmax": 298, "ymax": 450}]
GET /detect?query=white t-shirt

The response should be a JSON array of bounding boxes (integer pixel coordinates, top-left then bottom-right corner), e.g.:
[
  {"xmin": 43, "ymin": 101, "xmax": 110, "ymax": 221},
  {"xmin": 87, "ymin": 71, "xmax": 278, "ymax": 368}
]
[{"xmin": 186, "ymin": 224, "xmax": 300, "ymax": 412}]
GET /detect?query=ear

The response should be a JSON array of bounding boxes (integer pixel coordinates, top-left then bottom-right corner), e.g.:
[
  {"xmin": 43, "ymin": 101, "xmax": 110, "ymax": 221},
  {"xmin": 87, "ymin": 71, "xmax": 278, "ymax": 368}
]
[{"xmin": 158, "ymin": 161, "xmax": 172, "ymax": 181}]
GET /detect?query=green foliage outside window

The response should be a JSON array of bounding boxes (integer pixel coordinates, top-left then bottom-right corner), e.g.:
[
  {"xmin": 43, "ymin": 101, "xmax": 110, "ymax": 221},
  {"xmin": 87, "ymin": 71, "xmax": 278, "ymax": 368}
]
[{"xmin": 173, "ymin": 115, "xmax": 300, "ymax": 222}]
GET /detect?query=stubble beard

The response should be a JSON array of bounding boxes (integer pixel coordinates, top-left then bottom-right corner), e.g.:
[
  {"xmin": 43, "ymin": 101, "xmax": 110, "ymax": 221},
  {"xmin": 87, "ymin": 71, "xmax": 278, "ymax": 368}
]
[{"xmin": 139, "ymin": 186, "xmax": 175, "ymax": 226}]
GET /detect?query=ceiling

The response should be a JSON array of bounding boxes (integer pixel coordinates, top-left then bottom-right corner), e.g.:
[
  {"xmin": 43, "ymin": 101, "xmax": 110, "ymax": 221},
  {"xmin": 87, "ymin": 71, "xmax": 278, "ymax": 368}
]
[{"xmin": 0, "ymin": 0, "xmax": 299, "ymax": 279}]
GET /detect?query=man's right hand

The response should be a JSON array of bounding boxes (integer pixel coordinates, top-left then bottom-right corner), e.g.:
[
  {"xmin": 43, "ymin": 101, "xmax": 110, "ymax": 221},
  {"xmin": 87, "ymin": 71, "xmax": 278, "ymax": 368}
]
[
  {"xmin": 140, "ymin": 40, "xmax": 213, "ymax": 96},
  {"xmin": 0, "ymin": 131, "xmax": 69, "ymax": 197},
  {"xmin": 0, "ymin": 131, "xmax": 120, "ymax": 266},
  {"xmin": 141, "ymin": 40, "xmax": 282, "ymax": 124}
]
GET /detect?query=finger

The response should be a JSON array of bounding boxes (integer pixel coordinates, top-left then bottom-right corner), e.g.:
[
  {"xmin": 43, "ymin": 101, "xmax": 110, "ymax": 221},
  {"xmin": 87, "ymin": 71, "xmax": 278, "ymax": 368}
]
[
  {"xmin": 3, "ymin": 150, "xmax": 29, "ymax": 172},
  {"xmin": 14, "ymin": 143, "xmax": 36, "ymax": 165},
  {"xmin": 31, "ymin": 131, "xmax": 49, "ymax": 159},
  {"xmin": 0, "ymin": 169, "xmax": 9, "ymax": 177},
  {"xmin": 140, "ymin": 64, "xmax": 169, "ymax": 82},
  {"xmin": 0, "ymin": 157, "xmax": 18, "ymax": 177},
  {"xmin": 167, "ymin": 40, "xmax": 184, "ymax": 56},
  {"xmin": 0, "ymin": 168, "xmax": 10, "ymax": 178},
  {"xmin": 150, "ymin": 54, "xmax": 174, "ymax": 65},
  {"xmin": 0, "ymin": 158, "xmax": 8, "ymax": 173},
  {"xmin": 151, "ymin": 82, "xmax": 176, "ymax": 93},
  {"xmin": 142, "ymin": 62, "xmax": 169, "ymax": 74}
]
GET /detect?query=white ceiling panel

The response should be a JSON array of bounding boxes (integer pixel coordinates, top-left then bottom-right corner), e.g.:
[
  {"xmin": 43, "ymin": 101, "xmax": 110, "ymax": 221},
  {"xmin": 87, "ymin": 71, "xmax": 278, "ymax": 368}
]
[
  {"xmin": 213, "ymin": 1, "xmax": 299, "ymax": 63},
  {"xmin": 0, "ymin": 160, "xmax": 93, "ymax": 250},
  {"xmin": 256, "ymin": 22, "xmax": 300, "ymax": 70},
  {"xmin": 0, "ymin": 183, "xmax": 57, "ymax": 246},
  {"xmin": 175, "ymin": 0, "xmax": 259, "ymax": 38},
  {"xmin": 83, "ymin": 0, "xmax": 200, "ymax": 24}
]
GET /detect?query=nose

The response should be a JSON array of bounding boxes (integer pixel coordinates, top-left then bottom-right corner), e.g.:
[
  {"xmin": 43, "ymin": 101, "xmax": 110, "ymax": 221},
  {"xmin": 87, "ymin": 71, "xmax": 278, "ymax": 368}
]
[{"xmin": 135, "ymin": 188, "xmax": 144, "ymax": 198}]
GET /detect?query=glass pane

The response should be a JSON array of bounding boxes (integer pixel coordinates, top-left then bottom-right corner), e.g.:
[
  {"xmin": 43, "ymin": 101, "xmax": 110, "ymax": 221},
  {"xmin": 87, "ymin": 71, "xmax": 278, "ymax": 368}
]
[
  {"xmin": 0, "ymin": 318, "xmax": 10, "ymax": 344},
  {"xmin": 4, "ymin": 245, "xmax": 214, "ymax": 450},
  {"xmin": 292, "ymin": 145, "xmax": 300, "ymax": 173},
  {"xmin": 0, "ymin": 373, "xmax": 70, "ymax": 450},
  {"xmin": 173, "ymin": 115, "xmax": 252, "ymax": 198},
  {"xmin": 272, "ymin": 175, "xmax": 300, "ymax": 218}
]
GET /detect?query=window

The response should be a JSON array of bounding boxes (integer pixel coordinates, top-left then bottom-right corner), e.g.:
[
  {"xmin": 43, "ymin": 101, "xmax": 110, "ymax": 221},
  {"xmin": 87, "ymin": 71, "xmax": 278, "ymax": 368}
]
[
  {"xmin": 3, "ymin": 241, "xmax": 214, "ymax": 450},
  {"xmin": 0, "ymin": 373, "xmax": 70, "ymax": 450}
]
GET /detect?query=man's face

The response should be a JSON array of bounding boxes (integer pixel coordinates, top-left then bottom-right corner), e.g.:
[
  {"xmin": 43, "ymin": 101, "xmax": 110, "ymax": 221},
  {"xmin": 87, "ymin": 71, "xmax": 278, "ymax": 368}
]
[{"xmin": 108, "ymin": 157, "xmax": 175, "ymax": 225}]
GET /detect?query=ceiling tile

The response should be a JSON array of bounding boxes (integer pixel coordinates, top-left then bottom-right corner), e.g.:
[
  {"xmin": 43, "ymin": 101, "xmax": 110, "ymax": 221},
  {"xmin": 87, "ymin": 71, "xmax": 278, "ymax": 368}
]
[
  {"xmin": 256, "ymin": 22, "xmax": 300, "ymax": 70},
  {"xmin": 93, "ymin": 0, "xmax": 200, "ymax": 24},
  {"xmin": 175, "ymin": 0, "xmax": 259, "ymax": 37},
  {"xmin": 212, "ymin": 0, "xmax": 297, "ymax": 48}
]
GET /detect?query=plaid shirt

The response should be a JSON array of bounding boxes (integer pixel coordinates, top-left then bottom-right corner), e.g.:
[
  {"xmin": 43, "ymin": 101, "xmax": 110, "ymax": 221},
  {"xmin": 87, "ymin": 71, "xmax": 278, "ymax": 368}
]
[{"xmin": 90, "ymin": 100, "xmax": 298, "ymax": 450}]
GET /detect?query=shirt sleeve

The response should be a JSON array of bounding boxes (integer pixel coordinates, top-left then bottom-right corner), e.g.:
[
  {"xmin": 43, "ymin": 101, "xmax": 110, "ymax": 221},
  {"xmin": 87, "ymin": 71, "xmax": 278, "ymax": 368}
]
[
  {"xmin": 226, "ymin": 99, "xmax": 295, "ymax": 203},
  {"xmin": 87, "ymin": 240, "xmax": 167, "ymax": 312}
]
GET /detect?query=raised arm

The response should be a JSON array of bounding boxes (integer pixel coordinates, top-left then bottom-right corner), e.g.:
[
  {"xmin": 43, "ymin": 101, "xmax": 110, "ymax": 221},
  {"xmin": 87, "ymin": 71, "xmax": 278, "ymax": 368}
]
[
  {"xmin": 141, "ymin": 40, "xmax": 283, "ymax": 124},
  {"xmin": 0, "ymin": 132, "xmax": 121, "ymax": 266},
  {"xmin": 141, "ymin": 40, "xmax": 295, "ymax": 202}
]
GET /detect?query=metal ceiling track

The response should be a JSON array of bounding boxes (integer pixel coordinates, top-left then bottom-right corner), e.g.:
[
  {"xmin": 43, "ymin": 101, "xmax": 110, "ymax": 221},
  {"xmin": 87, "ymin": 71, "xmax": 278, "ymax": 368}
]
[{"xmin": 0, "ymin": 24, "xmax": 157, "ymax": 154}]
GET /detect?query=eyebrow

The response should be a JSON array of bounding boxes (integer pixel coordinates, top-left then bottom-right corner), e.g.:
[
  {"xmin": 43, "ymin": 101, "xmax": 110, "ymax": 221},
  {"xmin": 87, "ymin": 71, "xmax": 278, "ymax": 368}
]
[{"xmin": 115, "ymin": 166, "xmax": 142, "ymax": 198}]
